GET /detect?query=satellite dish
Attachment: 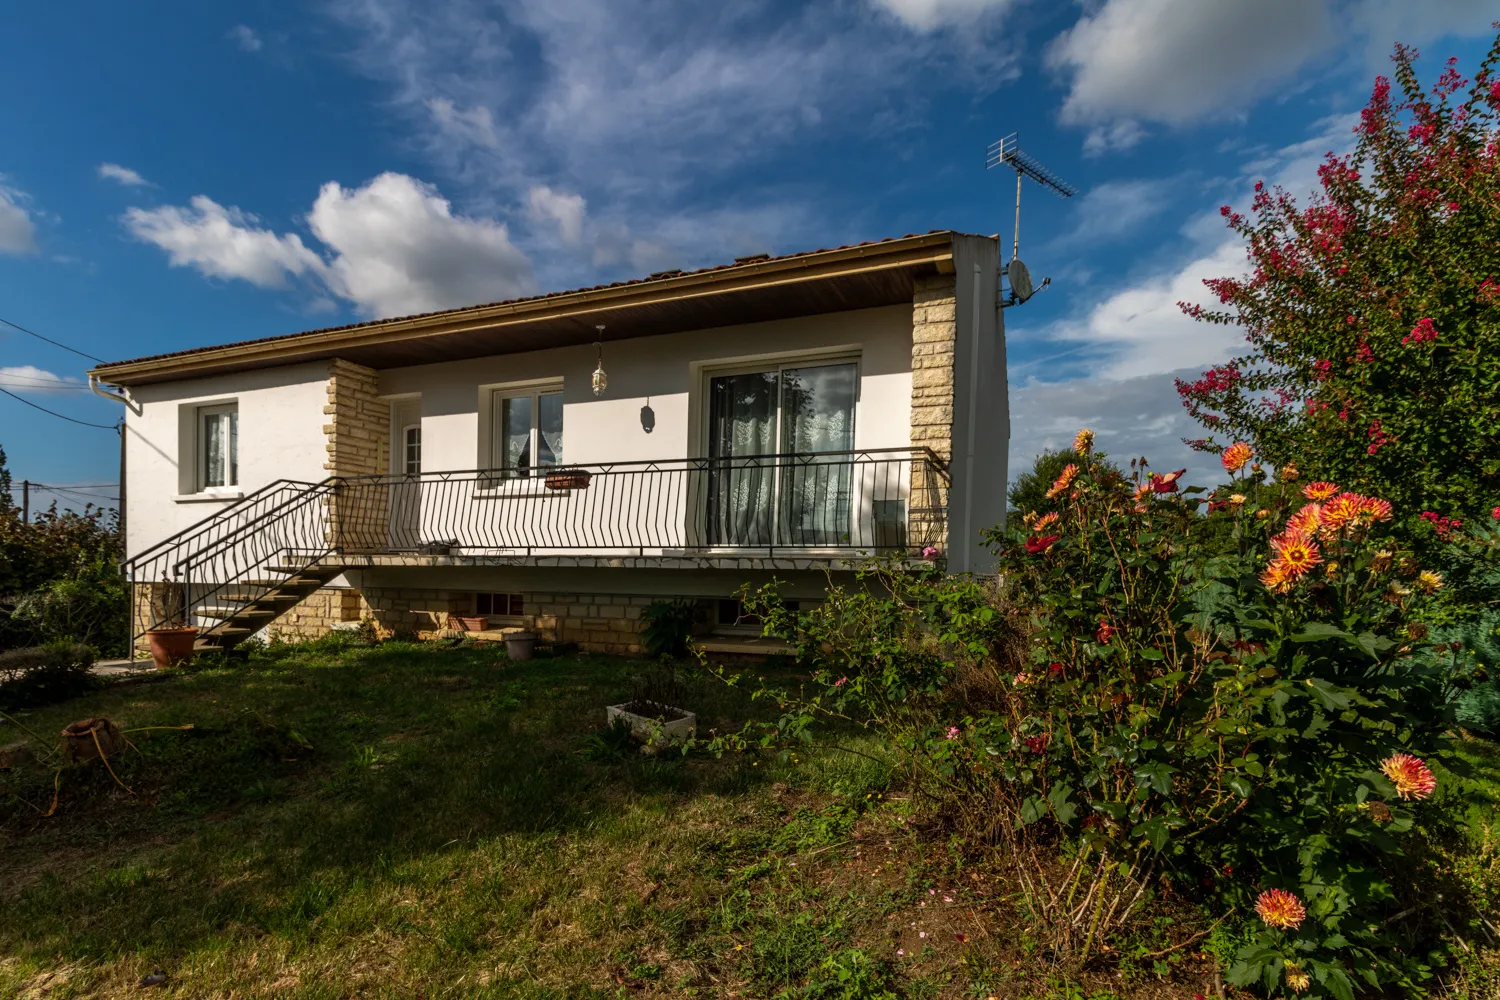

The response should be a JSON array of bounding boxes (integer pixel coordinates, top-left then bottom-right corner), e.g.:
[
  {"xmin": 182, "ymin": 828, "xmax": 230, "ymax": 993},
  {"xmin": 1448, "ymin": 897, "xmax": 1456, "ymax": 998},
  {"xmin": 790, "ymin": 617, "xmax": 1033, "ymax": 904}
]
[{"xmin": 1008, "ymin": 258, "xmax": 1035, "ymax": 304}]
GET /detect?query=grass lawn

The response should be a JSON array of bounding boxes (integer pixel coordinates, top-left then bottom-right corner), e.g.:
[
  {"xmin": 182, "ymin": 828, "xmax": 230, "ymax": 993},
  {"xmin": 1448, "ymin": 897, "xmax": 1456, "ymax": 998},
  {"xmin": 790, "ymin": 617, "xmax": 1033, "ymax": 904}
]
[{"xmin": 1, "ymin": 637, "xmax": 1495, "ymax": 999}]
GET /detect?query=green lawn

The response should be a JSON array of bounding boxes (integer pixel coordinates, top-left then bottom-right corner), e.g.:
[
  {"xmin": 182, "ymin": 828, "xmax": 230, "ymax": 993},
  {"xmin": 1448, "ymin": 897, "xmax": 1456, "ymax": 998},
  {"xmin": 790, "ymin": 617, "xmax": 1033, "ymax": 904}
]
[{"xmin": 1, "ymin": 638, "xmax": 1495, "ymax": 999}]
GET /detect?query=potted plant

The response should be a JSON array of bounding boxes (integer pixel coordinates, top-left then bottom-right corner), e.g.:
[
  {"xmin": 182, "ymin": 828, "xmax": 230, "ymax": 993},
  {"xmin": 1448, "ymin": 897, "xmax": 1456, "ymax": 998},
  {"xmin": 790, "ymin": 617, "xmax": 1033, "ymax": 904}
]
[
  {"xmin": 605, "ymin": 668, "xmax": 696, "ymax": 749},
  {"xmin": 145, "ymin": 579, "xmax": 198, "ymax": 669}
]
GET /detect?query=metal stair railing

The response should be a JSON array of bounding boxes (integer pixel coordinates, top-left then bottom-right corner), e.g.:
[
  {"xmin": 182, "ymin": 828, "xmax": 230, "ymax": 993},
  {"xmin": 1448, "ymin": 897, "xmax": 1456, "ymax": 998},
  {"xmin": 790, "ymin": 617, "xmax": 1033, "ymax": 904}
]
[{"xmin": 123, "ymin": 478, "xmax": 337, "ymax": 649}]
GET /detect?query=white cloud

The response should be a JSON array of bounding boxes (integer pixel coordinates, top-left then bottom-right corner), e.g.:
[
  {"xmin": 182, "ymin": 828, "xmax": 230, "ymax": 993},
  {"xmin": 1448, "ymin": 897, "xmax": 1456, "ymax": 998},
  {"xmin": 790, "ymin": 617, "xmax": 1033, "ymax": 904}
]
[
  {"xmin": 97, "ymin": 163, "xmax": 150, "ymax": 187},
  {"xmin": 1047, "ymin": 0, "xmax": 1330, "ymax": 130},
  {"xmin": 229, "ymin": 25, "xmax": 262, "ymax": 52},
  {"xmin": 1082, "ymin": 121, "xmax": 1146, "ymax": 157},
  {"xmin": 123, "ymin": 196, "xmax": 325, "ymax": 289},
  {"xmin": 869, "ymin": 0, "xmax": 1015, "ymax": 31},
  {"xmin": 1046, "ymin": 0, "xmax": 1496, "ymax": 138},
  {"xmin": 1009, "ymin": 369, "xmax": 1223, "ymax": 490},
  {"xmin": 327, "ymin": 0, "xmax": 1019, "ymax": 281},
  {"xmin": 0, "ymin": 365, "xmax": 84, "ymax": 395},
  {"xmin": 1051, "ymin": 176, "xmax": 1179, "ymax": 250},
  {"xmin": 526, "ymin": 185, "xmax": 586, "ymax": 246},
  {"xmin": 125, "ymin": 173, "xmax": 534, "ymax": 318},
  {"xmin": 307, "ymin": 172, "xmax": 534, "ymax": 316},
  {"xmin": 426, "ymin": 99, "xmax": 502, "ymax": 150},
  {"xmin": 0, "ymin": 183, "xmax": 38, "ymax": 255}
]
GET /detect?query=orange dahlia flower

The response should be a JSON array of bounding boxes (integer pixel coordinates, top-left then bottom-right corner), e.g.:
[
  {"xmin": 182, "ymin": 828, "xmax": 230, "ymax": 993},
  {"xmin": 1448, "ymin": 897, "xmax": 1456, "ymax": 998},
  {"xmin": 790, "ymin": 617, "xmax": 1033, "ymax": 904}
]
[
  {"xmin": 1073, "ymin": 428, "xmax": 1094, "ymax": 454},
  {"xmin": 1271, "ymin": 531, "xmax": 1322, "ymax": 578},
  {"xmin": 1380, "ymin": 751, "xmax": 1436, "ymax": 800},
  {"xmin": 1302, "ymin": 481, "xmax": 1339, "ymax": 501},
  {"xmin": 1033, "ymin": 511, "xmax": 1060, "ymax": 531},
  {"xmin": 1254, "ymin": 888, "xmax": 1306, "ymax": 929},
  {"xmin": 1221, "ymin": 441, "xmax": 1253, "ymax": 475},
  {"xmin": 1285, "ymin": 503, "xmax": 1323, "ymax": 536},
  {"xmin": 1260, "ymin": 559, "xmax": 1294, "ymax": 593},
  {"xmin": 1317, "ymin": 492, "xmax": 1364, "ymax": 537},
  {"xmin": 1045, "ymin": 464, "xmax": 1079, "ymax": 500}
]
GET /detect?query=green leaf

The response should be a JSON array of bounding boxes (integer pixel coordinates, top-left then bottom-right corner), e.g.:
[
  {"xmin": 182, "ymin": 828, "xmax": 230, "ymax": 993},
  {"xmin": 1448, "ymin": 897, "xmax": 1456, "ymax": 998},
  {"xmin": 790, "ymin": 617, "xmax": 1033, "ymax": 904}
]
[
  {"xmin": 1133, "ymin": 815, "xmax": 1169, "ymax": 851},
  {"xmin": 1305, "ymin": 678, "xmax": 1352, "ymax": 711},
  {"xmin": 1290, "ymin": 622, "xmax": 1353, "ymax": 643},
  {"xmin": 1019, "ymin": 795, "xmax": 1046, "ymax": 825},
  {"xmin": 1314, "ymin": 962, "xmax": 1355, "ymax": 1000},
  {"xmin": 1046, "ymin": 782, "xmax": 1078, "ymax": 825}
]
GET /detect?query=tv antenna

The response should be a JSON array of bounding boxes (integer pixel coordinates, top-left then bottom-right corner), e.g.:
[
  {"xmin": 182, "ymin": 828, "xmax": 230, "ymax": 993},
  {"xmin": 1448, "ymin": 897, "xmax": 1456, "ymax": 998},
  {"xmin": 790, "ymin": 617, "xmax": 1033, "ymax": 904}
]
[{"xmin": 986, "ymin": 133, "xmax": 1076, "ymax": 305}]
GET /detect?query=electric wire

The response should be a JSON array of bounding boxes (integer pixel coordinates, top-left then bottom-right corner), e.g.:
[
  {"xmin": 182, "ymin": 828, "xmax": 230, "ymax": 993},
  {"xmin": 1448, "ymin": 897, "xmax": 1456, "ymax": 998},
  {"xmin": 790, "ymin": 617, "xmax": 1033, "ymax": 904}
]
[
  {"xmin": 0, "ymin": 387, "xmax": 119, "ymax": 429},
  {"xmin": 0, "ymin": 315, "xmax": 103, "ymax": 363}
]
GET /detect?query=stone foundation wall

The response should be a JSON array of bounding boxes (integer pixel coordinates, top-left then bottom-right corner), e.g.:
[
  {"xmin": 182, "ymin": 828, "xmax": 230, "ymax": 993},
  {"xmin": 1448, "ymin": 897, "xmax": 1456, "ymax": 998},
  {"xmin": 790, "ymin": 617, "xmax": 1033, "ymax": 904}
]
[{"xmin": 247, "ymin": 586, "xmax": 659, "ymax": 654}]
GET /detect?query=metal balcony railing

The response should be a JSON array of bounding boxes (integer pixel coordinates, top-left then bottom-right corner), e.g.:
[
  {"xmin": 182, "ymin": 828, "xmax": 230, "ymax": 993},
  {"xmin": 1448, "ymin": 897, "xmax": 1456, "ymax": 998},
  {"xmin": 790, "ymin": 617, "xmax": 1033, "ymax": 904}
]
[
  {"xmin": 333, "ymin": 447, "xmax": 949, "ymax": 557},
  {"xmin": 123, "ymin": 448, "xmax": 948, "ymax": 645}
]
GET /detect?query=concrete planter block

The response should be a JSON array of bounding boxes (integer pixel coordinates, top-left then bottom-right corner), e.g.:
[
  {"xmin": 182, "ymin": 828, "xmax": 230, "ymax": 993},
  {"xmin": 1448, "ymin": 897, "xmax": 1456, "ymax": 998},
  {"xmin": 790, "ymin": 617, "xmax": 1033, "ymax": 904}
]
[{"xmin": 606, "ymin": 702, "xmax": 697, "ymax": 747}]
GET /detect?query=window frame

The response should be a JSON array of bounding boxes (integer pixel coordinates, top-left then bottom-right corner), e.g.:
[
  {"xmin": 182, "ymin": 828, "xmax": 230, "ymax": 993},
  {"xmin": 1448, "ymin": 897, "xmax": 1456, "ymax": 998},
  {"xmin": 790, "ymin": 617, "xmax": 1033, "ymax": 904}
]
[
  {"xmin": 488, "ymin": 381, "xmax": 565, "ymax": 478},
  {"xmin": 475, "ymin": 592, "xmax": 525, "ymax": 621},
  {"xmin": 197, "ymin": 402, "xmax": 239, "ymax": 492}
]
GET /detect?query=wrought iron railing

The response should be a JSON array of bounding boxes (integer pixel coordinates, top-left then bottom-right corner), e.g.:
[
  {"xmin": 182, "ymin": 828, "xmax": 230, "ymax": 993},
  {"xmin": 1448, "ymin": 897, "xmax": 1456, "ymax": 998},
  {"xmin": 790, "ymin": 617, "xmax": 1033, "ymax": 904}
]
[
  {"xmin": 331, "ymin": 448, "xmax": 948, "ymax": 557},
  {"xmin": 123, "ymin": 448, "xmax": 948, "ymax": 650}
]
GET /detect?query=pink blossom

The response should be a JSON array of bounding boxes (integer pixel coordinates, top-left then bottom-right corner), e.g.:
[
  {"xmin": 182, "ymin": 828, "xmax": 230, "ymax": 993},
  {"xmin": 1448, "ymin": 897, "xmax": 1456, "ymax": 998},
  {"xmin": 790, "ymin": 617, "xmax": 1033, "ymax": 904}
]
[
  {"xmin": 945, "ymin": 726, "xmax": 960, "ymax": 740},
  {"xmin": 1403, "ymin": 318, "xmax": 1439, "ymax": 346}
]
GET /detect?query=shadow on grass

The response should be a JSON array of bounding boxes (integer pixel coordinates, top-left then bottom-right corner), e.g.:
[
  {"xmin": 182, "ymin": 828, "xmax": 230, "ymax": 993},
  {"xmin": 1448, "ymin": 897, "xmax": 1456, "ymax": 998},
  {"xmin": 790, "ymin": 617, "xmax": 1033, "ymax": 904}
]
[{"xmin": 0, "ymin": 639, "xmax": 814, "ymax": 978}]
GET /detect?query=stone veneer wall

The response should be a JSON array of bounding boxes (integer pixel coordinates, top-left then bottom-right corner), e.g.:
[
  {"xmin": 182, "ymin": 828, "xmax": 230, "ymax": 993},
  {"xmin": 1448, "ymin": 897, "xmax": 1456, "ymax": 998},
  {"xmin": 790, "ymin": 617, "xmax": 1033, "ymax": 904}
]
[
  {"xmin": 909, "ymin": 274, "xmax": 957, "ymax": 551},
  {"xmin": 909, "ymin": 273, "xmax": 957, "ymax": 462},
  {"xmin": 324, "ymin": 359, "xmax": 387, "ymax": 477},
  {"xmin": 334, "ymin": 588, "xmax": 655, "ymax": 655}
]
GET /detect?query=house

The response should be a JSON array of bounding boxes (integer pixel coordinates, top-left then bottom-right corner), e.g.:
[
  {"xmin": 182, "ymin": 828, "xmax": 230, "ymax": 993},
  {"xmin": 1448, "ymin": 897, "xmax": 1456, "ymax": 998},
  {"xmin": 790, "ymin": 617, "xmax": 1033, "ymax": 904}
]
[{"xmin": 90, "ymin": 230, "xmax": 1011, "ymax": 655}]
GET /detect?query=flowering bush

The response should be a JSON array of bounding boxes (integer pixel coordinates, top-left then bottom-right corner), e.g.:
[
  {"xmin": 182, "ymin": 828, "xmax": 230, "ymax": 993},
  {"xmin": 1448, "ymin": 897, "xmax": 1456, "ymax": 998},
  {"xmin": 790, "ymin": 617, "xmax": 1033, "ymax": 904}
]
[
  {"xmin": 1174, "ymin": 37, "xmax": 1500, "ymax": 543},
  {"xmin": 717, "ymin": 438, "xmax": 1473, "ymax": 997}
]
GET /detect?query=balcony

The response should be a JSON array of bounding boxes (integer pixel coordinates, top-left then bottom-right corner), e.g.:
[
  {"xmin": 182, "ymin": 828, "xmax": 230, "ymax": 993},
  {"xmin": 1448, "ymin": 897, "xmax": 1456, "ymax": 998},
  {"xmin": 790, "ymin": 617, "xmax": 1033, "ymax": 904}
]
[{"xmin": 329, "ymin": 447, "xmax": 948, "ymax": 570}]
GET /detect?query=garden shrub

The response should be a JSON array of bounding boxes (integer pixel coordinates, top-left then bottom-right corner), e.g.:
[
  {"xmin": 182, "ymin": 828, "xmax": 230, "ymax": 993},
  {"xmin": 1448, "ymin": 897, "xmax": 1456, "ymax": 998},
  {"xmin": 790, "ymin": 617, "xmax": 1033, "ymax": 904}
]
[
  {"xmin": 0, "ymin": 642, "xmax": 97, "ymax": 709},
  {"xmin": 640, "ymin": 599, "xmax": 702, "ymax": 660},
  {"xmin": 9, "ymin": 557, "xmax": 129, "ymax": 657},
  {"xmin": 719, "ymin": 435, "xmax": 1476, "ymax": 998}
]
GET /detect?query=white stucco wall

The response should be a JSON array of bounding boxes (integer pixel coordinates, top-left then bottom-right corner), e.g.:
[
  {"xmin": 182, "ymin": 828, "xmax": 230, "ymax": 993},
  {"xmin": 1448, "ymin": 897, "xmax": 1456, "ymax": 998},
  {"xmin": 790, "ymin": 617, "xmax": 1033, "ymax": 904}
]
[
  {"xmin": 123, "ymin": 361, "xmax": 331, "ymax": 559},
  {"xmin": 378, "ymin": 304, "xmax": 914, "ymax": 471}
]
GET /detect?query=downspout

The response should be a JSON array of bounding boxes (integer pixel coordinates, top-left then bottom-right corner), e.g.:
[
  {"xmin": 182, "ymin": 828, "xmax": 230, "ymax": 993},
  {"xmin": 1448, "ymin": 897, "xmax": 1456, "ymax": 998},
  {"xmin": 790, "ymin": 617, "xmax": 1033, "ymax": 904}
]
[{"xmin": 960, "ymin": 260, "xmax": 983, "ymax": 573}]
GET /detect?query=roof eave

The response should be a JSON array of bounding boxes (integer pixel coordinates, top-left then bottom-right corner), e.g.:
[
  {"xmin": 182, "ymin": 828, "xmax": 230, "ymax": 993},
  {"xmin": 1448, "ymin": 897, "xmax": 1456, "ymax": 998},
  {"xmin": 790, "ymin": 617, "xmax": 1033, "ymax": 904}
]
[{"xmin": 91, "ymin": 231, "xmax": 958, "ymax": 386}]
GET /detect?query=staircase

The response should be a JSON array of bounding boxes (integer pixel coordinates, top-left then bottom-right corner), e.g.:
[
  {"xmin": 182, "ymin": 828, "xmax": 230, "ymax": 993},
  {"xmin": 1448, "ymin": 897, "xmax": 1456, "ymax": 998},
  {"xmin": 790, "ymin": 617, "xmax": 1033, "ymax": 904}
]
[
  {"xmin": 190, "ymin": 564, "xmax": 344, "ymax": 652},
  {"xmin": 124, "ymin": 479, "xmax": 344, "ymax": 654}
]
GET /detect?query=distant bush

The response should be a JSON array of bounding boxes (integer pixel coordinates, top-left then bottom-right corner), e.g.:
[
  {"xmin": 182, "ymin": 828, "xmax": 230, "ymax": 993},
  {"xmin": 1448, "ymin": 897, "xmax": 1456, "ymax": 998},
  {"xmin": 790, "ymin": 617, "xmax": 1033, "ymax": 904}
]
[
  {"xmin": 0, "ymin": 642, "xmax": 97, "ymax": 710},
  {"xmin": 9, "ymin": 557, "xmax": 129, "ymax": 657}
]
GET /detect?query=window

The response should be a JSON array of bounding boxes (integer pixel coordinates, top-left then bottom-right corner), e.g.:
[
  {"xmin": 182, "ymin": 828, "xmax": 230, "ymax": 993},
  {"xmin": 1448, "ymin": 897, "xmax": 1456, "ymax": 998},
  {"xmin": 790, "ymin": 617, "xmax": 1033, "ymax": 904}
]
[
  {"xmin": 403, "ymin": 424, "xmax": 421, "ymax": 475},
  {"xmin": 492, "ymin": 387, "xmax": 563, "ymax": 476},
  {"xmin": 476, "ymin": 592, "xmax": 524, "ymax": 616},
  {"xmin": 199, "ymin": 403, "xmax": 238, "ymax": 490}
]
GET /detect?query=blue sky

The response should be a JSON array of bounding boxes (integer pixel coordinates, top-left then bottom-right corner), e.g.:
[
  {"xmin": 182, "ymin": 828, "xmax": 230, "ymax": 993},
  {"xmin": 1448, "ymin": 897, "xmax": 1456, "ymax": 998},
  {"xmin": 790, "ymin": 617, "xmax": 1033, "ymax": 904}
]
[{"xmin": 1, "ymin": 0, "xmax": 1495, "ymax": 512}]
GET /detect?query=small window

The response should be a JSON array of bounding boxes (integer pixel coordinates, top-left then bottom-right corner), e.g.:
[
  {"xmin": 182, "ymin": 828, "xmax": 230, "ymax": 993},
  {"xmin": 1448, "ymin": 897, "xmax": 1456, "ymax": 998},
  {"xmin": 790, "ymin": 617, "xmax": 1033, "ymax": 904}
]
[
  {"xmin": 493, "ymin": 387, "xmax": 563, "ymax": 476},
  {"xmin": 199, "ymin": 403, "xmax": 238, "ymax": 490},
  {"xmin": 476, "ymin": 592, "xmax": 524, "ymax": 617},
  {"xmin": 403, "ymin": 424, "xmax": 422, "ymax": 475}
]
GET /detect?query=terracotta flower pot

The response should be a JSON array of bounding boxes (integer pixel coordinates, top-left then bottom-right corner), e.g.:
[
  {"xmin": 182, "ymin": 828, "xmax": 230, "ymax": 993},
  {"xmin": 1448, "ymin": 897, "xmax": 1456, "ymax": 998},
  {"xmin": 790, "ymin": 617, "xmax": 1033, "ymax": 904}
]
[
  {"xmin": 544, "ymin": 470, "xmax": 592, "ymax": 491},
  {"xmin": 449, "ymin": 615, "xmax": 490, "ymax": 632},
  {"xmin": 146, "ymin": 627, "xmax": 199, "ymax": 669},
  {"xmin": 62, "ymin": 717, "xmax": 126, "ymax": 762}
]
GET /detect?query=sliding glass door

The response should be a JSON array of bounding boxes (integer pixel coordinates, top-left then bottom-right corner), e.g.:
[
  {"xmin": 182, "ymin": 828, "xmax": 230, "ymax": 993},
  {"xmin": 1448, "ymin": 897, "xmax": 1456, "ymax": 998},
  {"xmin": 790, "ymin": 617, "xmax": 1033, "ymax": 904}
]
[{"xmin": 706, "ymin": 362, "xmax": 856, "ymax": 547}]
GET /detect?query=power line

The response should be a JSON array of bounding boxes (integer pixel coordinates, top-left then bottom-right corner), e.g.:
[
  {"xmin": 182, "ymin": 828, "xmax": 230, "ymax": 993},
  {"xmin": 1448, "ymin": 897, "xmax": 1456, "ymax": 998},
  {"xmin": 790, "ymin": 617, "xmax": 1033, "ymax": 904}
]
[
  {"xmin": 0, "ymin": 315, "xmax": 103, "ymax": 364},
  {"xmin": 0, "ymin": 374, "xmax": 91, "ymax": 390},
  {"xmin": 0, "ymin": 387, "xmax": 118, "ymax": 429}
]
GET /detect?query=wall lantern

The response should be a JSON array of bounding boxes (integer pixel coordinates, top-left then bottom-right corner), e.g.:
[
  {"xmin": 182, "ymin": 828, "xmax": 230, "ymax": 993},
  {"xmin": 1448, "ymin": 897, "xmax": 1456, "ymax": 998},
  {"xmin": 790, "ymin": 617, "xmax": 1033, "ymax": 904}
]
[{"xmin": 591, "ymin": 324, "xmax": 609, "ymax": 396}]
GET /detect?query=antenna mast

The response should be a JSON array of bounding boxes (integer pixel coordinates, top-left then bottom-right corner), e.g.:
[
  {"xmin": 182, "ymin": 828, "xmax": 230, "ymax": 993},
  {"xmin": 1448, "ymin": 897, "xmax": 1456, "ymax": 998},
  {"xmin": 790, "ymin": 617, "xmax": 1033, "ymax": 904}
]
[{"xmin": 985, "ymin": 133, "xmax": 1077, "ymax": 305}]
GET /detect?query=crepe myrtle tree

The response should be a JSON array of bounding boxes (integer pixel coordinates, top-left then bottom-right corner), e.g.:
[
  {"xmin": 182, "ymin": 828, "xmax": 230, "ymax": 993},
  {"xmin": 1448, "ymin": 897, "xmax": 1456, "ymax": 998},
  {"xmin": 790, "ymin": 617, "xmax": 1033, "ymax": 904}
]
[{"xmin": 1176, "ymin": 34, "xmax": 1500, "ymax": 542}]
